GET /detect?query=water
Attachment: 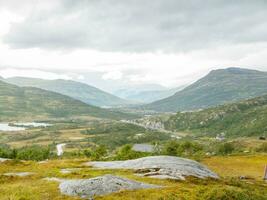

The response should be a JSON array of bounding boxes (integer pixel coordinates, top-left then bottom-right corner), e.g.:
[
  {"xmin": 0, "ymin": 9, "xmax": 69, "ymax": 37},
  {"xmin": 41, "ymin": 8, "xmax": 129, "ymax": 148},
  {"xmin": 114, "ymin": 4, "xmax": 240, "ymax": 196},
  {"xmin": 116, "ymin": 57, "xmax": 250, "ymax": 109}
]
[
  {"xmin": 0, "ymin": 123, "xmax": 26, "ymax": 131},
  {"xmin": 0, "ymin": 122, "xmax": 51, "ymax": 131},
  {"xmin": 13, "ymin": 122, "xmax": 51, "ymax": 128},
  {"xmin": 132, "ymin": 144, "xmax": 154, "ymax": 152}
]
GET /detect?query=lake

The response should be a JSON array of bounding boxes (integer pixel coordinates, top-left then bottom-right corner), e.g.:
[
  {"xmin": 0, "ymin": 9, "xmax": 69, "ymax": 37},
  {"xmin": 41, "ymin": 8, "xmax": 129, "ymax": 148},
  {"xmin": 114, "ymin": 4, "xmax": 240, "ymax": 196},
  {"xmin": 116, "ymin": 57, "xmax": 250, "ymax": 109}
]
[
  {"xmin": 0, "ymin": 122, "xmax": 51, "ymax": 131},
  {"xmin": 0, "ymin": 123, "xmax": 26, "ymax": 131}
]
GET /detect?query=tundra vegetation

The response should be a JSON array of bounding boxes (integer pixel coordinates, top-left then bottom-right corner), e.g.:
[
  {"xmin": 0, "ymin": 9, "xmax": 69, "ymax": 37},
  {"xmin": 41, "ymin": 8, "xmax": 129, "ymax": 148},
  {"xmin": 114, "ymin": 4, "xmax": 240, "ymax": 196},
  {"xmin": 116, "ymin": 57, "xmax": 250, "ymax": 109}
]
[{"xmin": 0, "ymin": 117, "xmax": 267, "ymax": 199}]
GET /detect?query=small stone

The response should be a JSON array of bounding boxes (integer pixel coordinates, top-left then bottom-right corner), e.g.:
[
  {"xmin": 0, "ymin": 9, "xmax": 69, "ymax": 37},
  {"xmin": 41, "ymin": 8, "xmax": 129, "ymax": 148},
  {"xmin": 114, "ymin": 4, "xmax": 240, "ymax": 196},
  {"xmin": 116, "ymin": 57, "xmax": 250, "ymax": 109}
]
[
  {"xmin": 3, "ymin": 172, "xmax": 35, "ymax": 177},
  {"xmin": 60, "ymin": 168, "xmax": 82, "ymax": 174}
]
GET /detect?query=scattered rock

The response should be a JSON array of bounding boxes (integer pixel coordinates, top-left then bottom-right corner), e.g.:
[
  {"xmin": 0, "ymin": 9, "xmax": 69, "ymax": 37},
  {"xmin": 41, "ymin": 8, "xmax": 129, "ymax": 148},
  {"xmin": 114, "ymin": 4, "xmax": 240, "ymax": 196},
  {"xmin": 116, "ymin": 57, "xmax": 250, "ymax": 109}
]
[
  {"xmin": 60, "ymin": 168, "xmax": 82, "ymax": 174},
  {"xmin": 87, "ymin": 156, "xmax": 218, "ymax": 180},
  {"xmin": 59, "ymin": 174, "xmax": 160, "ymax": 199},
  {"xmin": 0, "ymin": 158, "xmax": 10, "ymax": 163},
  {"xmin": 3, "ymin": 172, "xmax": 35, "ymax": 177},
  {"xmin": 38, "ymin": 160, "xmax": 48, "ymax": 164},
  {"xmin": 43, "ymin": 177, "xmax": 64, "ymax": 182}
]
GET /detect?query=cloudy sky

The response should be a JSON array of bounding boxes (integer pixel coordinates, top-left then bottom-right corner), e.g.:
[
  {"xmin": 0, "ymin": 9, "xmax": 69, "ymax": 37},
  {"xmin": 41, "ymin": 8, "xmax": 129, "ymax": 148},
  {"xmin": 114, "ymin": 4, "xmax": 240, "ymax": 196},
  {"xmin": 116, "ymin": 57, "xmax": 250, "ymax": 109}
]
[{"xmin": 0, "ymin": 0, "xmax": 267, "ymax": 92}]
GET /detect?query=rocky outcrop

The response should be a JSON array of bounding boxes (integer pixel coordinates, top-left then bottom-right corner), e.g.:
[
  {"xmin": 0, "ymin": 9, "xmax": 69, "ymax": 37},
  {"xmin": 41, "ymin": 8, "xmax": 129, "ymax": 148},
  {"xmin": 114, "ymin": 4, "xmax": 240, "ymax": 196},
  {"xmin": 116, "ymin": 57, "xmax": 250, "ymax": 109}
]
[
  {"xmin": 59, "ymin": 174, "xmax": 159, "ymax": 199},
  {"xmin": 87, "ymin": 156, "xmax": 218, "ymax": 180}
]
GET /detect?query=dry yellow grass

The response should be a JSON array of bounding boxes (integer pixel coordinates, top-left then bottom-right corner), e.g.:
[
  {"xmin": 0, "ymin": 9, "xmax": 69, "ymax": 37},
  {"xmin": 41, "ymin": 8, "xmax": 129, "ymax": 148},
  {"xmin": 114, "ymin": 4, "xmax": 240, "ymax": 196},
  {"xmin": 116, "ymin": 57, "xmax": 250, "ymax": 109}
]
[
  {"xmin": 203, "ymin": 154, "xmax": 267, "ymax": 180},
  {"xmin": 0, "ymin": 155, "xmax": 266, "ymax": 200}
]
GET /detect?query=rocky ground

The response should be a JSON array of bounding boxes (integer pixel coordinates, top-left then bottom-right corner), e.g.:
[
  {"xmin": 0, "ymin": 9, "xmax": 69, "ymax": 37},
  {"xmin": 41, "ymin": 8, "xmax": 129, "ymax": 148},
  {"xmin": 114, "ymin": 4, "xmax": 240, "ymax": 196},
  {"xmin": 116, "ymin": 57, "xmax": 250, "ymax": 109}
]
[
  {"xmin": 59, "ymin": 174, "xmax": 160, "ymax": 199},
  {"xmin": 87, "ymin": 156, "xmax": 219, "ymax": 180}
]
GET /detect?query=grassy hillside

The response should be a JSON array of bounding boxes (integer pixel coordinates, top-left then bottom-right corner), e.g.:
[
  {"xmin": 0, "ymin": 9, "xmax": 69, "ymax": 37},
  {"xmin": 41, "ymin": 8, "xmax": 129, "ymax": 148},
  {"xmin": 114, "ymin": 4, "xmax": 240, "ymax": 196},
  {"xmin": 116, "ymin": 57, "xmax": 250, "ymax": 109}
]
[
  {"xmin": 145, "ymin": 68, "xmax": 267, "ymax": 112},
  {"xmin": 5, "ymin": 77, "xmax": 129, "ymax": 107},
  {"xmin": 0, "ymin": 80, "xmax": 133, "ymax": 121},
  {"xmin": 165, "ymin": 94, "xmax": 267, "ymax": 137}
]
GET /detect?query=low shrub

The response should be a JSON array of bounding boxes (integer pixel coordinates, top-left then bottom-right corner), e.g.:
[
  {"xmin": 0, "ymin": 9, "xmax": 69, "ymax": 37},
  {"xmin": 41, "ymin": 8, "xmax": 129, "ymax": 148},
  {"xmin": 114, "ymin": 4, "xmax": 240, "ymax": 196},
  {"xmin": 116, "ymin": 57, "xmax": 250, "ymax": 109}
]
[
  {"xmin": 113, "ymin": 144, "xmax": 151, "ymax": 160},
  {"xmin": 216, "ymin": 142, "xmax": 235, "ymax": 155},
  {"xmin": 162, "ymin": 140, "xmax": 204, "ymax": 158},
  {"xmin": 83, "ymin": 145, "xmax": 107, "ymax": 160},
  {"xmin": 256, "ymin": 142, "xmax": 267, "ymax": 153}
]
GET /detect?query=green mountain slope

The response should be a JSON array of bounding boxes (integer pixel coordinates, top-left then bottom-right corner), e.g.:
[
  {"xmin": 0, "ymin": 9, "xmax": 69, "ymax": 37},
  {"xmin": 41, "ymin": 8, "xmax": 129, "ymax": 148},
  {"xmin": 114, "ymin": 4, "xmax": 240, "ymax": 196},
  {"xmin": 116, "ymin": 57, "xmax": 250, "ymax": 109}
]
[
  {"xmin": 165, "ymin": 94, "xmax": 267, "ymax": 137},
  {"xmin": 0, "ymin": 80, "xmax": 132, "ymax": 121},
  {"xmin": 145, "ymin": 68, "xmax": 267, "ymax": 112},
  {"xmin": 5, "ymin": 77, "xmax": 128, "ymax": 107}
]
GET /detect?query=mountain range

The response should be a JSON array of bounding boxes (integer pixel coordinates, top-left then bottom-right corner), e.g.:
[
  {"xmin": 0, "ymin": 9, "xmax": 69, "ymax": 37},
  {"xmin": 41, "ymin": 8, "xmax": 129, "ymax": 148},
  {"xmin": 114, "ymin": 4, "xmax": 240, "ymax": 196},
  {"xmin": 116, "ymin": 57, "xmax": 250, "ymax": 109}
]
[
  {"xmin": 114, "ymin": 86, "xmax": 185, "ymax": 103},
  {"xmin": 145, "ymin": 68, "xmax": 267, "ymax": 112},
  {"xmin": 4, "ymin": 77, "xmax": 128, "ymax": 107},
  {"xmin": 0, "ymin": 80, "xmax": 132, "ymax": 121}
]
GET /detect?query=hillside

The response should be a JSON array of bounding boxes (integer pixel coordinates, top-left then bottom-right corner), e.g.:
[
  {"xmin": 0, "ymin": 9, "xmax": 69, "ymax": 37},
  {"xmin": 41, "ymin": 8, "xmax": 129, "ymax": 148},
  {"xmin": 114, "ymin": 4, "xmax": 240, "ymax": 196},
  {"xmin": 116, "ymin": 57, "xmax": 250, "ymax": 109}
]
[
  {"xmin": 145, "ymin": 68, "xmax": 267, "ymax": 112},
  {"xmin": 5, "ymin": 77, "xmax": 128, "ymax": 107},
  {"xmin": 165, "ymin": 94, "xmax": 267, "ymax": 137},
  {"xmin": 0, "ymin": 80, "xmax": 132, "ymax": 120}
]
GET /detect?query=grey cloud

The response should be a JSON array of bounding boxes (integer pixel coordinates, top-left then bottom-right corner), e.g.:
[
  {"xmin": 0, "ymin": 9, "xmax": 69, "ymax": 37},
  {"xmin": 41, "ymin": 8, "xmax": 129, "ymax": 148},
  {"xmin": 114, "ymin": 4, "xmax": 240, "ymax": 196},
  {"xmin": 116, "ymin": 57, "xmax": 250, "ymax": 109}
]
[{"xmin": 3, "ymin": 0, "xmax": 267, "ymax": 52}]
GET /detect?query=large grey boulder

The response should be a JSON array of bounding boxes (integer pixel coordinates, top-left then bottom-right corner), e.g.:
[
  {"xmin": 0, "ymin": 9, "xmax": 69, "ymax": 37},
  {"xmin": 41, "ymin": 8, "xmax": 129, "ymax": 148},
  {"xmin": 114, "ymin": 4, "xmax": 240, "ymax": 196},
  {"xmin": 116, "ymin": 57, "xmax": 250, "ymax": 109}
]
[
  {"xmin": 59, "ymin": 174, "xmax": 159, "ymax": 199},
  {"xmin": 87, "ymin": 156, "xmax": 218, "ymax": 180}
]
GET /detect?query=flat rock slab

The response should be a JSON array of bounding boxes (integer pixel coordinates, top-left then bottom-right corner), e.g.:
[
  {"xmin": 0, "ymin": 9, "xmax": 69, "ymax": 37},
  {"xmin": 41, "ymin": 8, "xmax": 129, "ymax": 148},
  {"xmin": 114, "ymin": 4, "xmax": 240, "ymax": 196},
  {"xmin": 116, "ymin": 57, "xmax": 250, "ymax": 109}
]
[
  {"xmin": 87, "ymin": 156, "xmax": 218, "ymax": 180},
  {"xmin": 59, "ymin": 174, "xmax": 160, "ymax": 199},
  {"xmin": 3, "ymin": 172, "xmax": 35, "ymax": 177}
]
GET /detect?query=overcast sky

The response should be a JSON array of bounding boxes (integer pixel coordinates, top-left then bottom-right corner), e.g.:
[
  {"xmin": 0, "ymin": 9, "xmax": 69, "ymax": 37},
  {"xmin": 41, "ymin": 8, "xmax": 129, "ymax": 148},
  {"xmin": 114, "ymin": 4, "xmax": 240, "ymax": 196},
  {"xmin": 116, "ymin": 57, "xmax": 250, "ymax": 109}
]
[{"xmin": 0, "ymin": 0, "xmax": 267, "ymax": 92}]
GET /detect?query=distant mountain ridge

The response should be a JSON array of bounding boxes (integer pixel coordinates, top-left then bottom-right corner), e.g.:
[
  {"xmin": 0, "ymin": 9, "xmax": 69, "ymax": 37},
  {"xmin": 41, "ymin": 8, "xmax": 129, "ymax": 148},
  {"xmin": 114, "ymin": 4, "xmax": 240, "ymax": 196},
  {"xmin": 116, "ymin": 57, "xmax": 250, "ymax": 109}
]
[
  {"xmin": 114, "ymin": 85, "xmax": 186, "ymax": 103},
  {"xmin": 115, "ymin": 86, "xmax": 185, "ymax": 103},
  {"xmin": 4, "ymin": 77, "xmax": 129, "ymax": 107},
  {"xmin": 0, "ymin": 80, "xmax": 132, "ymax": 121},
  {"xmin": 145, "ymin": 67, "xmax": 267, "ymax": 112}
]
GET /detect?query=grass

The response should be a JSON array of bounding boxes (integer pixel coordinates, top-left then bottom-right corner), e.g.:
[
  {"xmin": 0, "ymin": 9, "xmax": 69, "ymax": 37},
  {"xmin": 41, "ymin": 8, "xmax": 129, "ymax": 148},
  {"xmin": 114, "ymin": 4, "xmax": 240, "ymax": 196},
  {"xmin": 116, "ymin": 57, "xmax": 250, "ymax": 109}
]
[
  {"xmin": 0, "ymin": 154, "xmax": 267, "ymax": 200},
  {"xmin": 202, "ymin": 154, "xmax": 267, "ymax": 181}
]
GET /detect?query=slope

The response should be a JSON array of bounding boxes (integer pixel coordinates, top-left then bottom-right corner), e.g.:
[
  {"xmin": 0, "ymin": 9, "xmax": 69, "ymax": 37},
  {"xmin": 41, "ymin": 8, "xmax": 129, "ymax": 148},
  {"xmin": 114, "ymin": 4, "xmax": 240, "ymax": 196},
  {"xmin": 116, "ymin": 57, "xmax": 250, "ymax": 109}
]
[
  {"xmin": 0, "ymin": 80, "xmax": 132, "ymax": 121},
  {"xmin": 145, "ymin": 68, "xmax": 267, "ymax": 112},
  {"xmin": 5, "ymin": 77, "xmax": 128, "ymax": 107},
  {"xmin": 165, "ymin": 94, "xmax": 267, "ymax": 137}
]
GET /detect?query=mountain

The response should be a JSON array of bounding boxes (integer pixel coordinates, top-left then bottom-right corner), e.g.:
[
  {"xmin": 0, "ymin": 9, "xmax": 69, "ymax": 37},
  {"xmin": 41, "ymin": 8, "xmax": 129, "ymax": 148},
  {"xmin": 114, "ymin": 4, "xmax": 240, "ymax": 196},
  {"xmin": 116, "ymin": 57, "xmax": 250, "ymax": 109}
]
[
  {"xmin": 145, "ymin": 68, "xmax": 267, "ymax": 112},
  {"xmin": 5, "ymin": 77, "xmax": 128, "ymax": 107},
  {"xmin": 0, "ymin": 80, "xmax": 133, "ymax": 121},
  {"xmin": 165, "ymin": 94, "xmax": 267, "ymax": 137},
  {"xmin": 114, "ymin": 84, "xmax": 166, "ymax": 99},
  {"xmin": 114, "ymin": 84, "xmax": 186, "ymax": 103},
  {"xmin": 115, "ymin": 86, "xmax": 185, "ymax": 103}
]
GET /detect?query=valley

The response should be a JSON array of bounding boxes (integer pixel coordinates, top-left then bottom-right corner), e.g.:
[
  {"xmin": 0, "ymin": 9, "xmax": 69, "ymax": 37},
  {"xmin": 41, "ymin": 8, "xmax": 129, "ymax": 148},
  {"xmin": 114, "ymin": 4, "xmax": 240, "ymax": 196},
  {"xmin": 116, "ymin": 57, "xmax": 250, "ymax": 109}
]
[
  {"xmin": 1, "ymin": 1, "xmax": 267, "ymax": 199},
  {"xmin": 0, "ymin": 68, "xmax": 267, "ymax": 200}
]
